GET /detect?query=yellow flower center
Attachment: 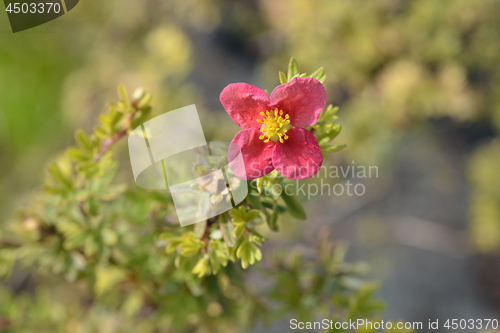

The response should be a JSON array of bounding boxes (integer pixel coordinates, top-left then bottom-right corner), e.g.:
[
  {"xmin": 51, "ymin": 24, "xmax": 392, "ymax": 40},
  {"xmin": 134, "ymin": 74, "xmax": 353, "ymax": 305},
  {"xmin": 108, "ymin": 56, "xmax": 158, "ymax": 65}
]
[{"xmin": 256, "ymin": 108, "xmax": 291, "ymax": 143}]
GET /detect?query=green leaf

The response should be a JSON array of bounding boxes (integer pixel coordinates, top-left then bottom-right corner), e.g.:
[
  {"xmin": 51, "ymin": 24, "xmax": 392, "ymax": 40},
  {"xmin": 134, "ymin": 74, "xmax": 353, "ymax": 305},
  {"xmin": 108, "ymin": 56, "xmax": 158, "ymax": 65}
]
[
  {"xmin": 269, "ymin": 203, "xmax": 279, "ymax": 231},
  {"xmin": 229, "ymin": 206, "xmax": 246, "ymax": 224},
  {"xmin": 63, "ymin": 232, "xmax": 88, "ymax": 250},
  {"xmin": 174, "ymin": 254, "xmax": 188, "ymax": 269},
  {"xmin": 67, "ymin": 148, "xmax": 90, "ymax": 162},
  {"xmin": 122, "ymin": 291, "xmax": 144, "ymax": 316},
  {"xmin": 321, "ymin": 144, "xmax": 347, "ymax": 152},
  {"xmin": 164, "ymin": 236, "xmax": 183, "ymax": 254},
  {"xmin": 256, "ymin": 177, "xmax": 265, "ymax": 193},
  {"xmin": 261, "ymin": 201, "xmax": 287, "ymax": 213},
  {"xmin": 279, "ymin": 71, "xmax": 288, "ymax": 84},
  {"xmin": 118, "ymin": 84, "xmax": 129, "ymax": 107},
  {"xmin": 194, "ymin": 221, "xmax": 207, "ymax": 239},
  {"xmin": 310, "ymin": 67, "xmax": 325, "ymax": 81},
  {"xmin": 138, "ymin": 93, "xmax": 152, "ymax": 108},
  {"xmin": 180, "ymin": 234, "xmax": 205, "ymax": 257},
  {"xmin": 287, "ymin": 57, "xmax": 300, "ymax": 81},
  {"xmin": 109, "ymin": 109, "xmax": 123, "ymax": 129},
  {"xmin": 43, "ymin": 186, "xmax": 67, "ymax": 195},
  {"xmin": 233, "ymin": 223, "xmax": 246, "ymax": 239},
  {"xmin": 317, "ymin": 124, "xmax": 342, "ymax": 144},
  {"xmin": 75, "ymin": 129, "xmax": 92, "ymax": 153},
  {"xmin": 281, "ymin": 190, "xmax": 307, "ymax": 220},
  {"xmin": 48, "ymin": 163, "xmax": 72, "ymax": 188},
  {"xmin": 236, "ymin": 241, "xmax": 254, "ymax": 269},
  {"xmin": 94, "ymin": 265, "xmax": 127, "ymax": 296},
  {"xmin": 245, "ymin": 209, "xmax": 260, "ymax": 222},
  {"xmin": 247, "ymin": 228, "xmax": 268, "ymax": 243},
  {"xmin": 84, "ymin": 235, "xmax": 99, "ymax": 256},
  {"xmin": 209, "ymin": 242, "xmax": 228, "ymax": 275},
  {"xmin": 250, "ymin": 242, "xmax": 262, "ymax": 262},
  {"xmin": 94, "ymin": 126, "xmax": 109, "ymax": 139},
  {"xmin": 99, "ymin": 114, "xmax": 113, "ymax": 132},
  {"xmin": 220, "ymin": 215, "xmax": 236, "ymax": 247},
  {"xmin": 101, "ymin": 228, "xmax": 118, "ymax": 246},
  {"xmin": 76, "ymin": 162, "xmax": 100, "ymax": 179},
  {"xmin": 247, "ymin": 191, "xmax": 262, "ymax": 209},
  {"xmin": 192, "ymin": 256, "xmax": 210, "ymax": 278}
]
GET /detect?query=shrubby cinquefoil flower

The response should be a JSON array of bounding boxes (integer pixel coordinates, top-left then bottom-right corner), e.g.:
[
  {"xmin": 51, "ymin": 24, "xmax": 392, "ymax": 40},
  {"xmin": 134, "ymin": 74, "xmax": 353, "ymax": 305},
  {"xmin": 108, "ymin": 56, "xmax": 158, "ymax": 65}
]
[{"xmin": 220, "ymin": 77, "xmax": 326, "ymax": 180}]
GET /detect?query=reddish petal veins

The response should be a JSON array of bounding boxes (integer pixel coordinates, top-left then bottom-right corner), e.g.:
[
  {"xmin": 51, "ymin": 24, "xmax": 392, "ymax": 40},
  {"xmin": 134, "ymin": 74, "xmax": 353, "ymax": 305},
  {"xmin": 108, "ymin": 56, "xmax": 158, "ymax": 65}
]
[
  {"xmin": 220, "ymin": 83, "xmax": 270, "ymax": 130},
  {"xmin": 270, "ymin": 77, "xmax": 326, "ymax": 127},
  {"xmin": 272, "ymin": 127, "xmax": 323, "ymax": 179},
  {"xmin": 228, "ymin": 129, "xmax": 275, "ymax": 180}
]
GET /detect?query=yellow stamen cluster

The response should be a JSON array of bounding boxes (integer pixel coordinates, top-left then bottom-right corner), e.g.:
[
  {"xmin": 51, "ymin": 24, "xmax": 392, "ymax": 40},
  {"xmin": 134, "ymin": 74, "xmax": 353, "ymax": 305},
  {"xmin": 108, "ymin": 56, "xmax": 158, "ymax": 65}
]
[{"xmin": 256, "ymin": 108, "xmax": 290, "ymax": 143}]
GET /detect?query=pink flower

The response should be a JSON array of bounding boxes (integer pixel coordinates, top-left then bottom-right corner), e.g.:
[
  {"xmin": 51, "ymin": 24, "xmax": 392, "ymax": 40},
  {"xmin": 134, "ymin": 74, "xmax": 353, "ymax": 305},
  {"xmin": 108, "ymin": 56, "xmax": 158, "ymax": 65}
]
[{"xmin": 220, "ymin": 77, "xmax": 326, "ymax": 180}]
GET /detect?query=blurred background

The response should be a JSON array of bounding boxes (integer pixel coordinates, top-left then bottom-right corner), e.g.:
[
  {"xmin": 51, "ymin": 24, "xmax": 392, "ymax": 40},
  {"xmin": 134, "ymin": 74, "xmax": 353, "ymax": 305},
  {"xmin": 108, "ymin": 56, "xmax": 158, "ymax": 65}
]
[{"xmin": 1, "ymin": 0, "xmax": 500, "ymax": 331}]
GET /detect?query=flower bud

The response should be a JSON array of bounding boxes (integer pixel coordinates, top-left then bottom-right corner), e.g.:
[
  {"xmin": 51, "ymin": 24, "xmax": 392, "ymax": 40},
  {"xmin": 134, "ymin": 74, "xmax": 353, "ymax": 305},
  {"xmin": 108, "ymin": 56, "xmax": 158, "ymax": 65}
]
[{"xmin": 22, "ymin": 218, "xmax": 40, "ymax": 232}]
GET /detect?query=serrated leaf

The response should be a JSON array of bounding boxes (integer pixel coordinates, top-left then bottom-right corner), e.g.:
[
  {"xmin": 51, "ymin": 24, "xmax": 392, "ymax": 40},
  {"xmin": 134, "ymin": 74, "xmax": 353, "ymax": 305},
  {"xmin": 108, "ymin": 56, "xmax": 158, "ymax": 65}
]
[
  {"xmin": 281, "ymin": 190, "xmax": 306, "ymax": 220},
  {"xmin": 287, "ymin": 57, "xmax": 300, "ymax": 81}
]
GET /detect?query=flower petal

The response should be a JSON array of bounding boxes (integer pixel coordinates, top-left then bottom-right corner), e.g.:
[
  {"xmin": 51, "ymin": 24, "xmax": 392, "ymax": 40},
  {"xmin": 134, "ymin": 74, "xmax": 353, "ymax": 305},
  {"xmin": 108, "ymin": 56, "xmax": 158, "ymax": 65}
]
[
  {"xmin": 228, "ymin": 129, "xmax": 275, "ymax": 180},
  {"xmin": 270, "ymin": 77, "xmax": 326, "ymax": 127},
  {"xmin": 220, "ymin": 83, "xmax": 270, "ymax": 130},
  {"xmin": 272, "ymin": 127, "xmax": 323, "ymax": 179}
]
